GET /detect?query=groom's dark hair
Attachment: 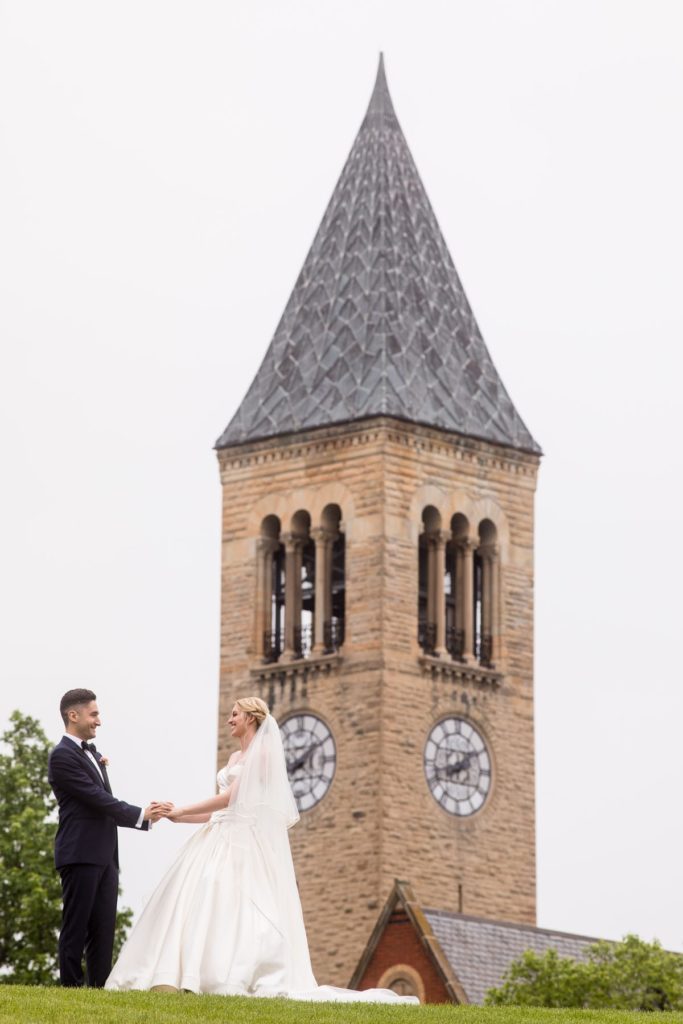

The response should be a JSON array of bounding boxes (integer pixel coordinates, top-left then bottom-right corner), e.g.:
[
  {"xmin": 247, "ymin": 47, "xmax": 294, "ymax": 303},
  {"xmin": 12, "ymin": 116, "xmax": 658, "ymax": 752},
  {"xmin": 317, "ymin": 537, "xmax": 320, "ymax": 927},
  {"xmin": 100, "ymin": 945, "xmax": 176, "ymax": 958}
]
[{"xmin": 60, "ymin": 688, "xmax": 97, "ymax": 726}]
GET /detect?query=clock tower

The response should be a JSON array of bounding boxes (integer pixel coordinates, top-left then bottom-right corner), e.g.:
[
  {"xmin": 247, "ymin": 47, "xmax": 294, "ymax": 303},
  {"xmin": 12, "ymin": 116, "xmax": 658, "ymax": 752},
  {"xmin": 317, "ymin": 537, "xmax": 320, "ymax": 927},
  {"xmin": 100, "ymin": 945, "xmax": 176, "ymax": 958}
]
[{"xmin": 215, "ymin": 57, "xmax": 541, "ymax": 985}]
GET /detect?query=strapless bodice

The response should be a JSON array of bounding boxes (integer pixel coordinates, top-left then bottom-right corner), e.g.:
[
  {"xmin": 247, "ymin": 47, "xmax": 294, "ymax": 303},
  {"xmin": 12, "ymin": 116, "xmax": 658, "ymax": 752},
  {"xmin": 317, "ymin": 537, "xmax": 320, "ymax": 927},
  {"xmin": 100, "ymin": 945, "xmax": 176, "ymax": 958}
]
[{"xmin": 216, "ymin": 762, "xmax": 243, "ymax": 794}]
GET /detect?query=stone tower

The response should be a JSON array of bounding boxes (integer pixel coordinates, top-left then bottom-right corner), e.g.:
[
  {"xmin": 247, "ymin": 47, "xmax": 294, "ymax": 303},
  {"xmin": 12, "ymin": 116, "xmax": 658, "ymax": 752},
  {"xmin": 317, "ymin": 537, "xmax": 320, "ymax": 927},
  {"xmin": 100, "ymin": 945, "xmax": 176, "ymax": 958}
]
[{"xmin": 215, "ymin": 56, "xmax": 541, "ymax": 986}]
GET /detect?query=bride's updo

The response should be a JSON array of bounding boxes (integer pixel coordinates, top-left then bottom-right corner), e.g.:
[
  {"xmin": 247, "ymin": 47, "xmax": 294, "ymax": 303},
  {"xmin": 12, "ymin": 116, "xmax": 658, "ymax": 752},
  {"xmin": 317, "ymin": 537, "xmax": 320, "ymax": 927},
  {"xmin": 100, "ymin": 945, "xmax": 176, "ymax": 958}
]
[{"xmin": 235, "ymin": 696, "xmax": 269, "ymax": 728}]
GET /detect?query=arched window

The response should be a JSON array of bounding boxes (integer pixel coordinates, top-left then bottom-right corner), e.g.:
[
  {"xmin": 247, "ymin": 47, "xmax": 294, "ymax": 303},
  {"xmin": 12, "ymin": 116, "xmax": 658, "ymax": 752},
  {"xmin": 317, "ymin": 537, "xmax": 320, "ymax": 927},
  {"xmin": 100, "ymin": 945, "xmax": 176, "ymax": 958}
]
[
  {"xmin": 270, "ymin": 545, "xmax": 285, "ymax": 660},
  {"xmin": 418, "ymin": 533, "xmax": 430, "ymax": 651},
  {"xmin": 377, "ymin": 963, "xmax": 426, "ymax": 1004},
  {"xmin": 300, "ymin": 535, "xmax": 315, "ymax": 658},
  {"xmin": 287, "ymin": 510, "xmax": 313, "ymax": 659},
  {"xmin": 317, "ymin": 504, "xmax": 345, "ymax": 654},
  {"xmin": 260, "ymin": 515, "xmax": 284, "ymax": 664},
  {"xmin": 418, "ymin": 506, "xmax": 442, "ymax": 655},
  {"xmin": 329, "ymin": 530, "xmax": 345, "ymax": 651},
  {"xmin": 473, "ymin": 548, "xmax": 484, "ymax": 661},
  {"xmin": 476, "ymin": 519, "xmax": 498, "ymax": 668},
  {"xmin": 446, "ymin": 513, "xmax": 469, "ymax": 661}
]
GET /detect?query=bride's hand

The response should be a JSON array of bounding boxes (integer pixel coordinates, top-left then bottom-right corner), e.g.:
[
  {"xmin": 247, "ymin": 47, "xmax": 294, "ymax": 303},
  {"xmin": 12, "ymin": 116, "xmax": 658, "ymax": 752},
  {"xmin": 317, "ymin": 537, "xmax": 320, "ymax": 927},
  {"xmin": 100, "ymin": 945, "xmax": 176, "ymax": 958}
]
[
  {"xmin": 151, "ymin": 801, "xmax": 175, "ymax": 818},
  {"xmin": 167, "ymin": 807, "xmax": 185, "ymax": 822}
]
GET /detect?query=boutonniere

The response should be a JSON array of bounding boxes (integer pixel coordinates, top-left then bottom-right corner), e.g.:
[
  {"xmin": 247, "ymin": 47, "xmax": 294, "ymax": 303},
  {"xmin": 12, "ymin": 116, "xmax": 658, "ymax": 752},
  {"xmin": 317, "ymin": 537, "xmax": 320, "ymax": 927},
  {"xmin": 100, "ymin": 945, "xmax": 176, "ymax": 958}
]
[{"xmin": 99, "ymin": 756, "xmax": 110, "ymax": 768}]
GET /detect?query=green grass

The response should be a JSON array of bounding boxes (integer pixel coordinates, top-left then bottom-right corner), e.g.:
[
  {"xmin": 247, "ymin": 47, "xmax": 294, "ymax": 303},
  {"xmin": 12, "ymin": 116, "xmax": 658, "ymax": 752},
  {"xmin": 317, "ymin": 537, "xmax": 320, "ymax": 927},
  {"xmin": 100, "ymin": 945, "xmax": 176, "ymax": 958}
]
[{"xmin": 2, "ymin": 989, "xmax": 683, "ymax": 1024}]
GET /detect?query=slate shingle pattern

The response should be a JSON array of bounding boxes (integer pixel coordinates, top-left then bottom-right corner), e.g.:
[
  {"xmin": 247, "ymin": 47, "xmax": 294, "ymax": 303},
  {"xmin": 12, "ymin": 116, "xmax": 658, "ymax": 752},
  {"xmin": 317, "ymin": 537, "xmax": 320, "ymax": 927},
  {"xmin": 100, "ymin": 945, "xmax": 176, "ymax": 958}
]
[
  {"xmin": 217, "ymin": 56, "xmax": 539, "ymax": 453},
  {"xmin": 424, "ymin": 909, "xmax": 597, "ymax": 1005}
]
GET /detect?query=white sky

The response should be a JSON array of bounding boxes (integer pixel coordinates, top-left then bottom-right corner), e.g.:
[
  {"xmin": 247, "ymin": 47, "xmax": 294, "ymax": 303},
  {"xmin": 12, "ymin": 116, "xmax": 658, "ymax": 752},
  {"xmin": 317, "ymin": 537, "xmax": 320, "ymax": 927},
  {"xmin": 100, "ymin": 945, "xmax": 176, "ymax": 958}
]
[{"xmin": 1, "ymin": 0, "xmax": 682, "ymax": 955}]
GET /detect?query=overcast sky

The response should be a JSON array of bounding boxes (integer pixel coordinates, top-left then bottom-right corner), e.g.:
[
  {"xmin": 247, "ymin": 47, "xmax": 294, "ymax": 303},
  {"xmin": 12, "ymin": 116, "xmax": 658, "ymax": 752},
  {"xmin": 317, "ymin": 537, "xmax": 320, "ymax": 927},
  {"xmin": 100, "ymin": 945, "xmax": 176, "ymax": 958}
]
[{"xmin": 1, "ymin": 0, "xmax": 682, "ymax": 955}]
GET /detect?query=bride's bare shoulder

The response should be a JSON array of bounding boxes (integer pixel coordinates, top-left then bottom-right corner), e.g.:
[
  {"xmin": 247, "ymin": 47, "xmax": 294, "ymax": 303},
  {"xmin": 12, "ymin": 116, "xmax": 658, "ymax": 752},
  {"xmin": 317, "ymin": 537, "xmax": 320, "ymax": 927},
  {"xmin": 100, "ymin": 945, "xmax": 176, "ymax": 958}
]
[{"xmin": 227, "ymin": 751, "xmax": 241, "ymax": 766}]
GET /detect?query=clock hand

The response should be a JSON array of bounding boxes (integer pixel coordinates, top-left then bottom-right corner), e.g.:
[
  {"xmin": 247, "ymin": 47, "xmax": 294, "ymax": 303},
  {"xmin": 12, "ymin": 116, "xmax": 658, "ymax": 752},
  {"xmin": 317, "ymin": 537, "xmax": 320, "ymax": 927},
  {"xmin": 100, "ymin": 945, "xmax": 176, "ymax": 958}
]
[
  {"xmin": 288, "ymin": 750, "xmax": 309, "ymax": 772},
  {"xmin": 288, "ymin": 740, "xmax": 323, "ymax": 773},
  {"xmin": 443, "ymin": 752, "xmax": 473, "ymax": 777}
]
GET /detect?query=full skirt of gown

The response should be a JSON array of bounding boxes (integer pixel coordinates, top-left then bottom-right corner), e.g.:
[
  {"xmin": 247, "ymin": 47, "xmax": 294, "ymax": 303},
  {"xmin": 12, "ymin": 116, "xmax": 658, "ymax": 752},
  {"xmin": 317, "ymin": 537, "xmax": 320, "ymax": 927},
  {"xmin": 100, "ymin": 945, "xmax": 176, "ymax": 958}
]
[{"xmin": 105, "ymin": 806, "xmax": 417, "ymax": 1003}]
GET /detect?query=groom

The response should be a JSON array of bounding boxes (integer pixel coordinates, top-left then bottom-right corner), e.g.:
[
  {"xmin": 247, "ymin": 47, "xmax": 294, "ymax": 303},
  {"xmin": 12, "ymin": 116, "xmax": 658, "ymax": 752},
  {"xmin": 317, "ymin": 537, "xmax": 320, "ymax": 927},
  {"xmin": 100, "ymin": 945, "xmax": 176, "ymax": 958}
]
[{"xmin": 48, "ymin": 688, "xmax": 170, "ymax": 987}]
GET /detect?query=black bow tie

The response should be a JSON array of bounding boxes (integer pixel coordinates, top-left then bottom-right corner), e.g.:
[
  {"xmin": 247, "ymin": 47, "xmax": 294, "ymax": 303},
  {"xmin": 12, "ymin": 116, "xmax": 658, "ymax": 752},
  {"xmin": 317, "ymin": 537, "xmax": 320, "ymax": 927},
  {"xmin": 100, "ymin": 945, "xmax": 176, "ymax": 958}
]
[{"xmin": 81, "ymin": 741, "xmax": 96, "ymax": 754}]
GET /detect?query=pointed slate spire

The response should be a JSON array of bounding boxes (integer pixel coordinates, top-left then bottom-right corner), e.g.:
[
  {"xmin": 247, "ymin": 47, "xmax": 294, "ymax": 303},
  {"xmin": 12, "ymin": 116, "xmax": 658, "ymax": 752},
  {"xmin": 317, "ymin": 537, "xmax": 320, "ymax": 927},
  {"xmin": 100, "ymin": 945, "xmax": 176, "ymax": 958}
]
[
  {"xmin": 363, "ymin": 52, "xmax": 397, "ymax": 128},
  {"xmin": 217, "ymin": 56, "xmax": 539, "ymax": 454}
]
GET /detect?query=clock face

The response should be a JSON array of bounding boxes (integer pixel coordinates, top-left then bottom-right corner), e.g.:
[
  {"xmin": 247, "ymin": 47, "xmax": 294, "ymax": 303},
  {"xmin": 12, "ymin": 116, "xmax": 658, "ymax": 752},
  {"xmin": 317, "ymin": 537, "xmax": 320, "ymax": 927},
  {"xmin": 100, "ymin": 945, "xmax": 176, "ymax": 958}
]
[
  {"xmin": 424, "ymin": 717, "xmax": 491, "ymax": 817},
  {"xmin": 280, "ymin": 713, "xmax": 336, "ymax": 812}
]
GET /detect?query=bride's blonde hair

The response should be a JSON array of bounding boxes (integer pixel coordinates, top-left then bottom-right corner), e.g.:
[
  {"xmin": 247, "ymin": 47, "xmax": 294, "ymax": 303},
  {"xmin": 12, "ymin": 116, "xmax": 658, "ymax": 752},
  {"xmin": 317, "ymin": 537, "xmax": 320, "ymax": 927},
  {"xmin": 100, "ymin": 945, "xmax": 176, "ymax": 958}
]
[{"xmin": 235, "ymin": 696, "xmax": 269, "ymax": 727}]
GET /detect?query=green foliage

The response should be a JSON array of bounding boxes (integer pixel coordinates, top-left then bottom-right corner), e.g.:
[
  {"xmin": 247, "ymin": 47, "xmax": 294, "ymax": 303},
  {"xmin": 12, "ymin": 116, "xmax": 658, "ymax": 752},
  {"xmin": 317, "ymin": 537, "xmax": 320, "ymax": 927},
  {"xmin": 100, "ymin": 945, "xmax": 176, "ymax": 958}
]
[
  {"xmin": 587, "ymin": 936, "xmax": 683, "ymax": 1011},
  {"xmin": 0, "ymin": 712, "xmax": 62, "ymax": 984},
  {"xmin": 485, "ymin": 948, "xmax": 588, "ymax": 1008},
  {"xmin": 113, "ymin": 904, "xmax": 133, "ymax": 964},
  {"xmin": 486, "ymin": 935, "xmax": 683, "ymax": 1010},
  {"xmin": 0, "ymin": 712, "xmax": 131, "ymax": 985}
]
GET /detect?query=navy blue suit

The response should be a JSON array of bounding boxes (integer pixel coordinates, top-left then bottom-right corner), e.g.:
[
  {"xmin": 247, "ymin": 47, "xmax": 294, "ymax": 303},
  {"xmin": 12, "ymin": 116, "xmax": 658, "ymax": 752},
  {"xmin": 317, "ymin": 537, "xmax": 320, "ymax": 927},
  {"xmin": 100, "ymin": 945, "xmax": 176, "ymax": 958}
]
[{"xmin": 48, "ymin": 736, "xmax": 148, "ymax": 986}]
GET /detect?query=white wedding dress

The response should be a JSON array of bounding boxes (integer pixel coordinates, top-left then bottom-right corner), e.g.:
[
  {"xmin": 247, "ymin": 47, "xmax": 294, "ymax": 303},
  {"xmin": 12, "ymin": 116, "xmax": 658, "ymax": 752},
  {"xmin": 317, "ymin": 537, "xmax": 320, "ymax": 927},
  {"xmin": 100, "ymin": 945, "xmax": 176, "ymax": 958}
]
[{"xmin": 106, "ymin": 723, "xmax": 417, "ymax": 1004}]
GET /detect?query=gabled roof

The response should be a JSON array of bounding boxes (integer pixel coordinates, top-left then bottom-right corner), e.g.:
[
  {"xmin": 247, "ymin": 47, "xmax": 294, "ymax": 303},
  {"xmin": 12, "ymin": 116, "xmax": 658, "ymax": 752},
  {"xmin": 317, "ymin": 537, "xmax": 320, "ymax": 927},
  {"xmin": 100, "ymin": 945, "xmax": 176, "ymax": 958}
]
[
  {"xmin": 349, "ymin": 879, "xmax": 468, "ymax": 1004},
  {"xmin": 217, "ymin": 56, "xmax": 540, "ymax": 454},
  {"xmin": 350, "ymin": 879, "xmax": 599, "ymax": 1005}
]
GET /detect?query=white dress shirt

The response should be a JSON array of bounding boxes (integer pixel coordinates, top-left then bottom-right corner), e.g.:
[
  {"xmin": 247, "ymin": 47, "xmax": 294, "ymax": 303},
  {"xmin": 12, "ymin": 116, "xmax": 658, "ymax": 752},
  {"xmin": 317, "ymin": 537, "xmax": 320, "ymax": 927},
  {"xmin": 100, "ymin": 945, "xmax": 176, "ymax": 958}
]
[{"xmin": 63, "ymin": 733, "xmax": 145, "ymax": 828}]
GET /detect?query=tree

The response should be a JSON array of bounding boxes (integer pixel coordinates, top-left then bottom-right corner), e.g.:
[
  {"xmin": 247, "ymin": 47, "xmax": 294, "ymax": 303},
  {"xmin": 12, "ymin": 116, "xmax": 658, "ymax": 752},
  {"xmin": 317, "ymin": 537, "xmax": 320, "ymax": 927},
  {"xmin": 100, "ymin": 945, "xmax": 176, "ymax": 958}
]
[
  {"xmin": 486, "ymin": 935, "xmax": 683, "ymax": 1010},
  {"xmin": 587, "ymin": 935, "xmax": 683, "ymax": 1011},
  {"xmin": 0, "ymin": 711, "xmax": 131, "ymax": 984},
  {"xmin": 485, "ymin": 948, "xmax": 588, "ymax": 1008}
]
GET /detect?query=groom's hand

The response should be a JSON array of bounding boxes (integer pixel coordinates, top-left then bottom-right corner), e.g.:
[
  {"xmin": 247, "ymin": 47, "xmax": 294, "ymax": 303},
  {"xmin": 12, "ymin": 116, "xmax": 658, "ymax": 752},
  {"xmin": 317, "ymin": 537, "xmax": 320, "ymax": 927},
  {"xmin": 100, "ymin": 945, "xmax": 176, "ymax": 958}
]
[
  {"xmin": 153, "ymin": 801, "xmax": 175, "ymax": 819},
  {"xmin": 144, "ymin": 801, "xmax": 174, "ymax": 822},
  {"xmin": 143, "ymin": 802, "xmax": 161, "ymax": 822}
]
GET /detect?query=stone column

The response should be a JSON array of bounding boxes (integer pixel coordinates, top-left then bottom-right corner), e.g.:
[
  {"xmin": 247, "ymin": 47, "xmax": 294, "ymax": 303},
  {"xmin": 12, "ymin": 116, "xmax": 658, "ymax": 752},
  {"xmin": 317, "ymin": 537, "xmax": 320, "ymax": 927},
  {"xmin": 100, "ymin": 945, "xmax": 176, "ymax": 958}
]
[
  {"xmin": 283, "ymin": 533, "xmax": 303, "ymax": 659},
  {"xmin": 481, "ymin": 544, "xmax": 498, "ymax": 666},
  {"xmin": 426, "ymin": 532, "xmax": 436, "ymax": 630},
  {"xmin": 433, "ymin": 530, "xmax": 448, "ymax": 657},
  {"xmin": 256, "ymin": 537, "xmax": 278, "ymax": 659},
  {"xmin": 454, "ymin": 539, "xmax": 464, "ymax": 647},
  {"xmin": 460, "ymin": 539, "xmax": 475, "ymax": 662},
  {"xmin": 491, "ymin": 546, "xmax": 500, "ymax": 663},
  {"xmin": 311, "ymin": 526, "xmax": 333, "ymax": 653}
]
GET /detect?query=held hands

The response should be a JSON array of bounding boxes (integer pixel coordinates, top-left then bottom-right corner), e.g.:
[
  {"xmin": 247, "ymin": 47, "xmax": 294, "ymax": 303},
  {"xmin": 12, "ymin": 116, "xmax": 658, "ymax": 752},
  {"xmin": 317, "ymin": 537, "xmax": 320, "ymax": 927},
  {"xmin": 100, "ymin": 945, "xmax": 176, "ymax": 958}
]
[
  {"xmin": 145, "ymin": 797, "xmax": 221, "ymax": 824},
  {"xmin": 144, "ymin": 801, "xmax": 175, "ymax": 823},
  {"xmin": 145, "ymin": 801, "xmax": 187, "ymax": 823}
]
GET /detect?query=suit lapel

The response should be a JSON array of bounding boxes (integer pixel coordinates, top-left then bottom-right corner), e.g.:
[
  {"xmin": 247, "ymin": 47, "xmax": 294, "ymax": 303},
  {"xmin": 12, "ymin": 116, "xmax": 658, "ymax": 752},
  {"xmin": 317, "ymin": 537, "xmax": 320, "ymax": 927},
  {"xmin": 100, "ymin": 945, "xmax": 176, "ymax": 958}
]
[
  {"xmin": 62, "ymin": 737, "xmax": 106, "ymax": 789},
  {"xmin": 93, "ymin": 753, "xmax": 113, "ymax": 795}
]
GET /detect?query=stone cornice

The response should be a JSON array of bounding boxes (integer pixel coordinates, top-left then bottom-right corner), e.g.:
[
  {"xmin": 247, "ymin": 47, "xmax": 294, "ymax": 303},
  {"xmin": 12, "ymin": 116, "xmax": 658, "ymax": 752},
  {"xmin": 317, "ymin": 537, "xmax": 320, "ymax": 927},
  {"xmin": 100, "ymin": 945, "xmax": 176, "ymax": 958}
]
[
  {"xmin": 217, "ymin": 417, "xmax": 541, "ymax": 481},
  {"xmin": 249, "ymin": 652, "xmax": 342, "ymax": 684},
  {"xmin": 418, "ymin": 655, "xmax": 503, "ymax": 688}
]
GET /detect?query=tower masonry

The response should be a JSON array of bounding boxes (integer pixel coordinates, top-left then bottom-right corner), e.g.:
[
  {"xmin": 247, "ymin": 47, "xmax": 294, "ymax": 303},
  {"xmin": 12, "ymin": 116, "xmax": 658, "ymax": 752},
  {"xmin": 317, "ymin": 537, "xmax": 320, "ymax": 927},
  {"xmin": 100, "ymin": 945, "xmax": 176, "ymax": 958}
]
[{"xmin": 215, "ymin": 56, "xmax": 541, "ymax": 985}]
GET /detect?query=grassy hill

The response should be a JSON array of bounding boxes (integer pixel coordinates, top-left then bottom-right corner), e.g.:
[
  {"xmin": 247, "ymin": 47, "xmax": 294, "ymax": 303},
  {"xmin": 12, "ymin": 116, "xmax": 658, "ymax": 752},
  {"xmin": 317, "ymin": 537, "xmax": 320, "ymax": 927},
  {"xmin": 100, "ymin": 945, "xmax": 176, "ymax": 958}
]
[{"xmin": 3, "ymin": 988, "xmax": 683, "ymax": 1024}]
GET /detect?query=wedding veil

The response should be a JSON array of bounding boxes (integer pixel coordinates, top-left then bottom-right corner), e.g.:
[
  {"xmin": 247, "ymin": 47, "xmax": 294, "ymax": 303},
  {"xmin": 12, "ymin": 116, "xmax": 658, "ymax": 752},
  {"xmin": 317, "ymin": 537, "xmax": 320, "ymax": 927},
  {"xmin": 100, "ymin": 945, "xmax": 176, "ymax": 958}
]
[{"xmin": 233, "ymin": 713, "xmax": 299, "ymax": 829}]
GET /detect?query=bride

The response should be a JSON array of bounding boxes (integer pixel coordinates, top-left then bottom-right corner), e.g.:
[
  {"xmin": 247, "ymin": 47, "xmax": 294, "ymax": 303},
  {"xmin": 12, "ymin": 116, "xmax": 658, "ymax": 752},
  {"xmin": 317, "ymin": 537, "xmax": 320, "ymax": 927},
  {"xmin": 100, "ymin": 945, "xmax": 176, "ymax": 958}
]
[{"xmin": 106, "ymin": 697, "xmax": 417, "ymax": 1003}]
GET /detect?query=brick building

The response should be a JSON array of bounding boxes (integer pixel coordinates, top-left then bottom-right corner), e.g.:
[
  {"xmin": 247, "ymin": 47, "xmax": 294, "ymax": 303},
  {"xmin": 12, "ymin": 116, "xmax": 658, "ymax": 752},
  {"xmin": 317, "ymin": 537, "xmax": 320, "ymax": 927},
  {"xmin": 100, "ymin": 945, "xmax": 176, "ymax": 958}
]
[{"xmin": 214, "ymin": 56, "xmax": 542, "ymax": 990}]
